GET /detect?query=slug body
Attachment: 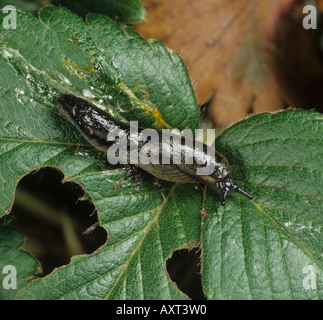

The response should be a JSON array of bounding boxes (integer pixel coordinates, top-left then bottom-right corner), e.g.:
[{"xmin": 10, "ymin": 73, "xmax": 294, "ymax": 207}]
[{"xmin": 57, "ymin": 94, "xmax": 252, "ymax": 206}]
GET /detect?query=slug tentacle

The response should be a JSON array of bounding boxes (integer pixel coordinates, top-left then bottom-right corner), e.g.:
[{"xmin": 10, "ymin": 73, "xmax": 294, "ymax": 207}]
[
  {"xmin": 216, "ymin": 177, "xmax": 253, "ymax": 206},
  {"xmin": 57, "ymin": 94, "xmax": 252, "ymax": 207}
]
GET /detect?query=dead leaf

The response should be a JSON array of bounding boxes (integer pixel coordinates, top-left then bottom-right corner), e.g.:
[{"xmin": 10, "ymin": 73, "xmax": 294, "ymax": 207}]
[
  {"xmin": 317, "ymin": 0, "xmax": 323, "ymax": 11},
  {"xmin": 135, "ymin": 0, "xmax": 323, "ymax": 127},
  {"xmin": 273, "ymin": 1, "xmax": 323, "ymax": 108}
]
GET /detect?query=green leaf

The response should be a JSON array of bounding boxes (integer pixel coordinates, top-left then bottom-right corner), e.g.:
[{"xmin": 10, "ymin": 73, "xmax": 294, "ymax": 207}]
[
  {"xmin": 201, "ymin": 110, "xmax": 323, "ymax": 299},
  {"xmin": 17, "ymin": 179, "xmax": 202, "ymax": 299},
  {"xmin": 0, "ymin": 6, "xmax": 200, "ymax": 299},
  {"xmin": 0, "ymin": 223, "xmax": 40, "ymax": 300},
  {"xmin": 52, "ymin": 0, "xmax": 145, "ymax": 24},
  {"xmin": 0, "ymin": 5, "xmax": 199, "ymax": 216},
  {"xmin": 1, "ymin": 6, "xmax": 322, "ymax": 301},
  {"xmin": 1, "ymin": 1, "xmax": 43, "ymax": 15}
]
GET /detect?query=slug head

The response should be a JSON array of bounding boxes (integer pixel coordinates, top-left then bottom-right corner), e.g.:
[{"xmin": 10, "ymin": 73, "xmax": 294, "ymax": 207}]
[{"xmin": 214, "ymin": 175, "xmax": 252, "ymax": 206}]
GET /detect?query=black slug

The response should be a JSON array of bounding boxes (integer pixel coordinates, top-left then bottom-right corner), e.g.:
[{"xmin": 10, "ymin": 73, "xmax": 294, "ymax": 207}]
[{"xmin": 57, "ymin": 94, "xmax": 252, "ymax": 206}]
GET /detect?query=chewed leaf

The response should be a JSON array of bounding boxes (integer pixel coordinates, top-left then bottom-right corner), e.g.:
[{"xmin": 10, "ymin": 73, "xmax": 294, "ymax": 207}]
[
  {"xmin": 0, "ymin": 5, "xmax": 322, "ymax": 301},
  {"xmin": 0, "ymin": 224, "xmax": 39, "ymax": 300},
  {"xmin": 0, "ymin": 5, "xmax": 199, "ymax": 215},
  {"xmin": 0, "ymin": 6, "xmax": 200, "ymax": 299},
  {"xmin": 17, "ymin": 177, "xmax": 202, "ymax": 299}
]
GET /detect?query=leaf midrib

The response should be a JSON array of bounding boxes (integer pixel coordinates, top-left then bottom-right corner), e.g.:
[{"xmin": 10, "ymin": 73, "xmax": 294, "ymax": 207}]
[
  {"xmin": 29, "ymin": 182, "xmax": 179, "ymax": 300},
  {"xmin": 0, "ymin": 137, "xmax": 89, "ymax": 147},
  {"xmin": 104, "ymin": 183, "xmax": 178, "ymax": 299}
]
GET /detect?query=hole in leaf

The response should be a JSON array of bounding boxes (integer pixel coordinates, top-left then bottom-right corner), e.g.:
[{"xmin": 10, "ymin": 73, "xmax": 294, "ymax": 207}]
[
  {"xmin": 166, "ymin": 247, "xmax": 205, "ymax": 300},
  {"xmin": 9, "ymin": 167, "xmax": 107, "ymax": 276}
]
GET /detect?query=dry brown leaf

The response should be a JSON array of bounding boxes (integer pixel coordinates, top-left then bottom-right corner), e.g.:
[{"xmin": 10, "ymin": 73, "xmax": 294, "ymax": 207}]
[
  {"xmin": 273, "ymin": 1, "xmax": 323, "ymax": 107},
  {"xmin": 317, "ymin": 0, "xmax": 323, "ymax": 11},
  {"xmin": 135, "ymin": 0, "xmax": 323, "ymax": 127}
]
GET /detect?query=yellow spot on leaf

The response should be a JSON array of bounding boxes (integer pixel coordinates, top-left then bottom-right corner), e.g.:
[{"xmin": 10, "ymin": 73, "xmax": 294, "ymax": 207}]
[
  {"xmin": 63, "ymin": 59, "xmax": 95, "ymax": 78},
  {"xmin": 119, "ymin": 82, "xmax": 171, "ymax": 129}
]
